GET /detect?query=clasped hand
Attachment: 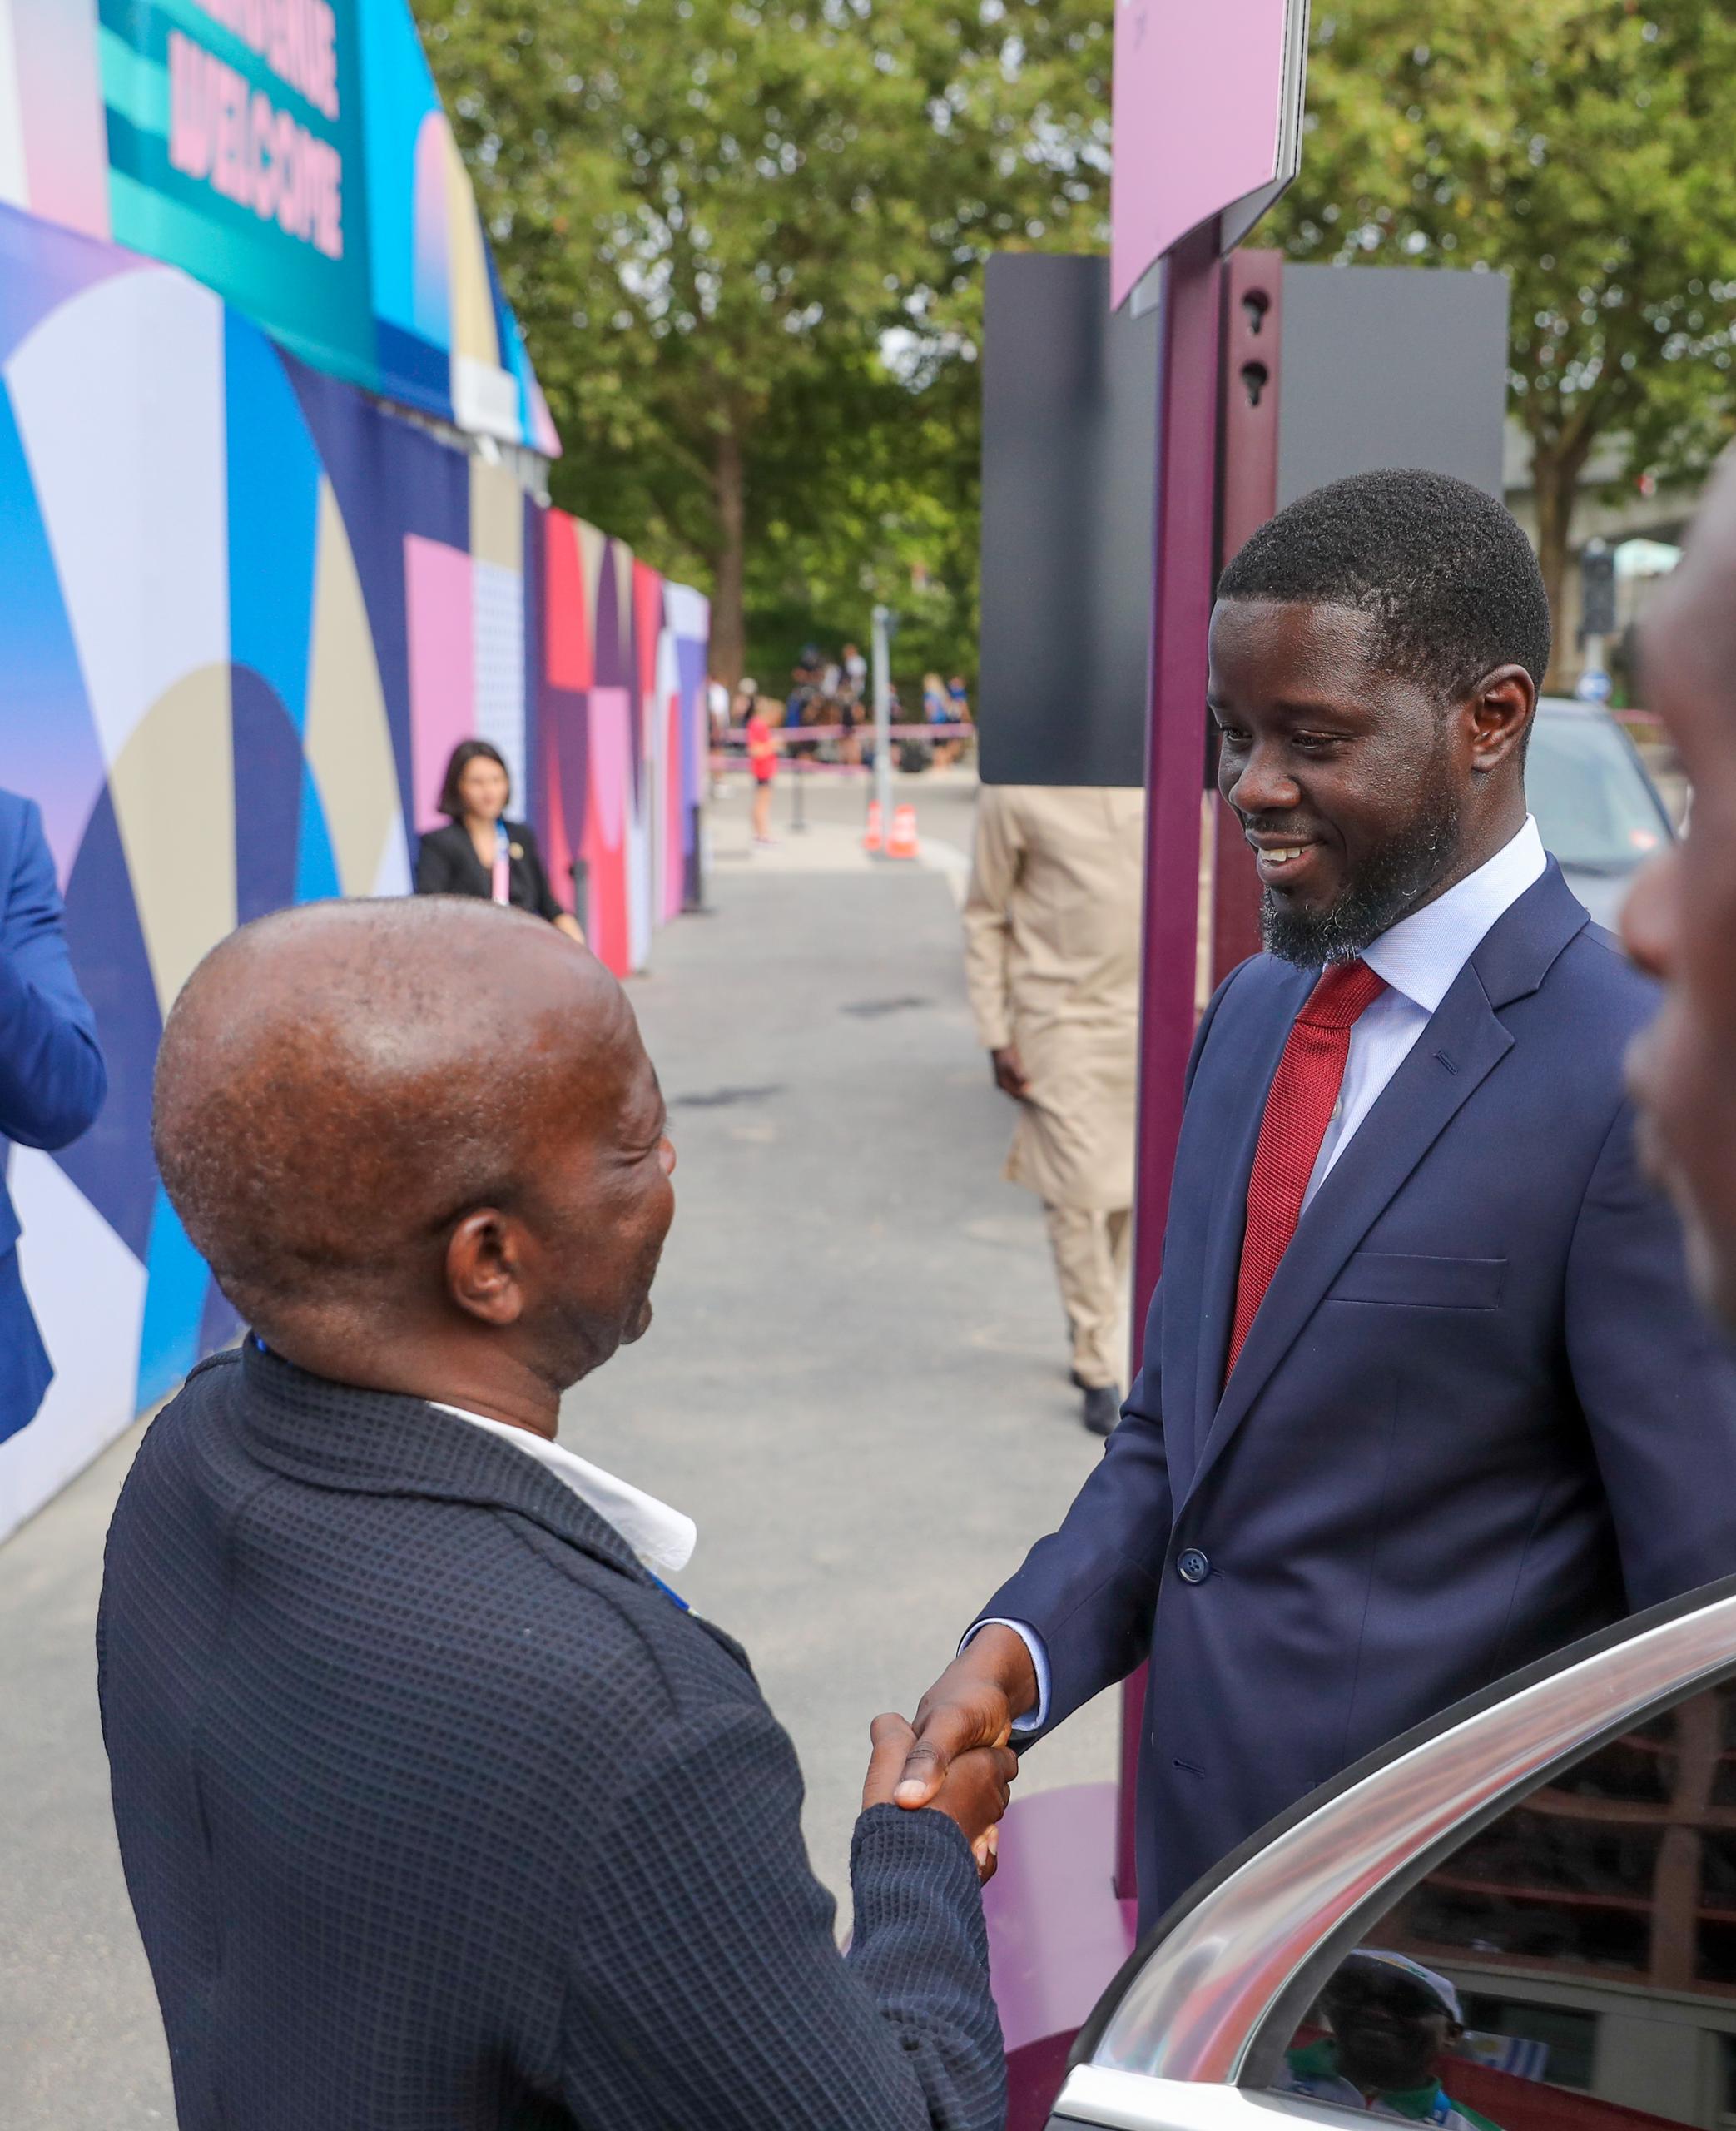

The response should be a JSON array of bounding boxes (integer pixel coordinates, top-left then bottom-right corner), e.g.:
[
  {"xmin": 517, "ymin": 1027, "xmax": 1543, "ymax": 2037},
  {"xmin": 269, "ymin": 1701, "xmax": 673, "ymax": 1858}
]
[
  {"xmin": 862, "ymin": 1626, "xmax": 1040, "ymax": 1881},
  {"xmin": 862, "ymin": 1713, "xmax": 1016, "ymax": 1882}
]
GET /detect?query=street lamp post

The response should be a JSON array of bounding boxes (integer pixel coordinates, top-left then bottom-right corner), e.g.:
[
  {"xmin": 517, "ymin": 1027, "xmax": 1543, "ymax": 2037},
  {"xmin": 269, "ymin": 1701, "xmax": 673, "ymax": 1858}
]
[{"xmin": 871, "ymin": 603, "xmax": 894, "ymax": 841}]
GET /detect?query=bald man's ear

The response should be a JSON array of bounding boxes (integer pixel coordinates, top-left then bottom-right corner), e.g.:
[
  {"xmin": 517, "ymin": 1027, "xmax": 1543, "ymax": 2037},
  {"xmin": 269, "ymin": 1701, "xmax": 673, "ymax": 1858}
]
[
  {"xmin": 445, "ymin": 1210, "xmax": 526, "ymax": 1327},
  {"xmin": 1466, "ymin": 663, "xmax": 1535, "ymax": 773}
]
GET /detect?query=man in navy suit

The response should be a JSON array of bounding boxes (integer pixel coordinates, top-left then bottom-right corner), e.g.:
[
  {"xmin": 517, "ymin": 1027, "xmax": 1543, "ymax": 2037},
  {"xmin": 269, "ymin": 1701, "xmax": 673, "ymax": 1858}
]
[
  {"xmin": 0, "ymin": 787, "xmax": 105, "ymax": 1443},
  {"xmin": 897, "ymin": 470, "xmax": 1736, "ymax": 1924}
]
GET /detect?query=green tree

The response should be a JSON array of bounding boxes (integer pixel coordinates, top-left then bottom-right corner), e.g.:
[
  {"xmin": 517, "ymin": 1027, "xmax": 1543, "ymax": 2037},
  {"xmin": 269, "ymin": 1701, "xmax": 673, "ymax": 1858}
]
[
  {"xmin": 1270, "ymin": 2, "xmax": 1736, "ymax": 678},
  {"xmin": 413, "ymin": 0, "xmax": 1109, "ymax": 682}
]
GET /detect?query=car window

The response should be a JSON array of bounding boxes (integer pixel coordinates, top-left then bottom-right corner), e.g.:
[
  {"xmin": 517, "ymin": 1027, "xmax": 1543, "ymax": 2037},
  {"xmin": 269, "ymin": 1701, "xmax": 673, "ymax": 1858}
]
[
  {"xmin": 1527, "ymin": 711, "xmax": 1669, "ymax": 874},
  {"xmin": 1255, "ymin": 1677, "xmax": 1736, "ymax": 2129}
]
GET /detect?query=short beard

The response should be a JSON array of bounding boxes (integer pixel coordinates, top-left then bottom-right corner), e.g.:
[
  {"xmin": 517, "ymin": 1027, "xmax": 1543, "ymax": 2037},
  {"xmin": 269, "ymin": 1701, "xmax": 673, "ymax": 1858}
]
[{"xmin": 1262, "ymin": 786, "xmax": 1462, "ymax": 966}]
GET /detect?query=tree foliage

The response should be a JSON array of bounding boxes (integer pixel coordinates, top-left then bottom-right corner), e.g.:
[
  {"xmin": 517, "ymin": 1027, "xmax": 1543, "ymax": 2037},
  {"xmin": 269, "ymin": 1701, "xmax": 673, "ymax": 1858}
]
[
  {"xmin": 414, "ymin": 0, "xmax": 1109, "ymax": 683},
  {"xmin": 1268, "ymin": 2, "xmax": 1736, "ymax": 674},
  {"xmin": 418, "ymin": 0, "xmax": 1736, "ymax": 688}
]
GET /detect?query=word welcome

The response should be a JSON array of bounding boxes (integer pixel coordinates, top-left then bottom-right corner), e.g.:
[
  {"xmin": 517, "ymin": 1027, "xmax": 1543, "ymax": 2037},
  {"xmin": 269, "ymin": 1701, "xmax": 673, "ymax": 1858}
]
[
  {"xmin": 167, "ymin": 31, "xmax": 344, "ymax": 260},
  {"xmin": 194, "ymin": 0, "xmax": 338, "ymax": 121}
]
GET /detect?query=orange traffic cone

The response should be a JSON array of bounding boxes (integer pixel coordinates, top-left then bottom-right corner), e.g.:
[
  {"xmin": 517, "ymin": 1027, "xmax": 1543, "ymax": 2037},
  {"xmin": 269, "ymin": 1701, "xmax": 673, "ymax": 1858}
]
[
  {"xmin": 886, "ymin": 803, "xmax": 920, "ymax": 859},
  {"xmin": 863, "ymin": 799, "xmax": 884, "ymax": 853}
]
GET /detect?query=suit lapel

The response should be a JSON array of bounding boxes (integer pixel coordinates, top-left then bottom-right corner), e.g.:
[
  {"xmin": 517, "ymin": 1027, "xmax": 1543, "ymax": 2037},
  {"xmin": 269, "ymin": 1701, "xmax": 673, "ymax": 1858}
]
[{"xmin": 1183, "ymin": 862, "xmax": 1589, "ymax": 1507}]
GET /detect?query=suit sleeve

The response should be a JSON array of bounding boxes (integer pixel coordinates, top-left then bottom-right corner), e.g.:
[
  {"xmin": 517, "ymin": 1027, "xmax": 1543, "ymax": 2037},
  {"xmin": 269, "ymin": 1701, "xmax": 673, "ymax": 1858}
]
[
  {"xmin": 967, "ymin": 966, "xmax": 1251, "ymax": 1734},
  {"xmin": 558, "ymin": 1704, "xmax": 1002, "ymax": 2131},
  {"xmin": 960, "ymin": 790, "xmax": 1023, "ymax": 1054},
  {"xmin": 0, "ymin": 799, "xmax": 106, "ymax": 1150},
  {"xmin": 1565, "ymin": 1095, "xmax": 1736, "ymax": 1609},
  {"xmin": 520, "ymin": 828, "xmax": 565, "ymax": 923},
  {"xmin": 414, "ymin": 830, "xmax": 459, "ymax": 896}
]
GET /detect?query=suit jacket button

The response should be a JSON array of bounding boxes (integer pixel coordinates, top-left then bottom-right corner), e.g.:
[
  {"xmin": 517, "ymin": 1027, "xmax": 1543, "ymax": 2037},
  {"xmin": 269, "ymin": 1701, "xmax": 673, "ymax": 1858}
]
[{"xmin": 1177, "ymin": 1549, "xmax": 1211, "ymax": 1585}]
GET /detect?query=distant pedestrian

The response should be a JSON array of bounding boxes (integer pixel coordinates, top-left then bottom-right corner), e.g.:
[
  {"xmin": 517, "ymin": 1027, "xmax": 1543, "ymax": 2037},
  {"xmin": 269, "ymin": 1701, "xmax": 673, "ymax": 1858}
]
[
  {"xmin": 707, "ymin": 676, "xmax": 731, "ymax": 797},
  {"xmin": 843, "ymin": 642, "xmax": 869, "ymax": 696},
  {"xmin": 414, "ymin": 741, "xmax": 585, "ymax": 945},
  {"xmin": 746, "ymin": 691, "xmax": 778, "ymax": 847},
  {"xmin": 0, "ymin": 787, "xmax": 107, "ymax": 1443},
  {"xmin": 962, "ymin": 785, "xmax": 1145, "ymax": 1434},
  {"xmin": 938, "ymin": 677, "xmax": 971, "ymax": 768}
]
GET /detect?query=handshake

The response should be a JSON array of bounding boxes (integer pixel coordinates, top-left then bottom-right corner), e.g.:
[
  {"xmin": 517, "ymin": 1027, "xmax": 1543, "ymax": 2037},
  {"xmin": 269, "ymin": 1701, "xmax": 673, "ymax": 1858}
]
[{"xmin": 861, "ymin": 1624, "xmax": 1040, "ymax": 1880}]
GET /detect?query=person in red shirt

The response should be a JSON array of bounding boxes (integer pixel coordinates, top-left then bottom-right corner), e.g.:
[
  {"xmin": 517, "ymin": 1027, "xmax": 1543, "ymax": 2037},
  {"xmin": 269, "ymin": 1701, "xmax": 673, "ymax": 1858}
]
[{"xmin": 744, "ymin": 683, "xmax": 777, "ymax": 847}]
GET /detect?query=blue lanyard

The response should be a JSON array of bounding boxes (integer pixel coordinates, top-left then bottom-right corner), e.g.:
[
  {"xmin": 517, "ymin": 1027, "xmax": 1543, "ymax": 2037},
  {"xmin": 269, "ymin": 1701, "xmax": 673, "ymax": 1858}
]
[{"xmin": 647, "ymin": 1572, "xmax": 692, "ymax": 1613}]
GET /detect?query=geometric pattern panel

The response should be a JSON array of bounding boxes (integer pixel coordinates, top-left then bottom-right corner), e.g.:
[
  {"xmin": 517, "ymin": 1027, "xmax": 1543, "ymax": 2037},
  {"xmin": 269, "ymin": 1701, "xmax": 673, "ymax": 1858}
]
[{"xmin": 0, "ymin": 199, "xmax": 711, "ymax": 1542}]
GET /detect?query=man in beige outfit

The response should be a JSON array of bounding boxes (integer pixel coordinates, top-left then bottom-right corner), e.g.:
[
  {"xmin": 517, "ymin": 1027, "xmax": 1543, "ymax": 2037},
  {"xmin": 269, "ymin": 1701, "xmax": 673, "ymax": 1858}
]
[{"xmin": 962, "ymin": 784, "xmax": 1146, "ymax": 1434}]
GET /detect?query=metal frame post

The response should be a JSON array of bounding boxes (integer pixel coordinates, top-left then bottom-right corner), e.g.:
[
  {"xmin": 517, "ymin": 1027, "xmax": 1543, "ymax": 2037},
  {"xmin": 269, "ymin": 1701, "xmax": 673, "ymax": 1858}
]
[
  {"xmin": 1210, "ymin": 250, "xmax": 1285, "ymax": 976},
  {"xmin": 1117, "ymin": 220, "xmax": 1228, "ymax": 1904},
  {"xmin": 871, "ymin": 603, "xmax": 894, "ymax": 837}
]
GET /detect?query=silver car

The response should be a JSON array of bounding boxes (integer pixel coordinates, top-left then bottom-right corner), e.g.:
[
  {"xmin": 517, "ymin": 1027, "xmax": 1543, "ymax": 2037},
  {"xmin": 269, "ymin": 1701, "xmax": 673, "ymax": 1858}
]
[
  {"xmin": 1049, "ymin": 1577, "xmax": 1736, "ymax": 2129},
  {"xmin": 1527, "ymin": 698, "xmax": 1676, "ymax": 929}
]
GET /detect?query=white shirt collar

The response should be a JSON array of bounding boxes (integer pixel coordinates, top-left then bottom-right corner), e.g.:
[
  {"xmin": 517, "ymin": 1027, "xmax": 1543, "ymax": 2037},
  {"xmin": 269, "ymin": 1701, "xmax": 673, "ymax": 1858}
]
[
  {"xmin": 1362, "ymin": 817, "xmax": 1547, "ymax": 1015},
  {"xmin": 434, "ymin": 1403, "xmax": 697, "ymax": 1575}
]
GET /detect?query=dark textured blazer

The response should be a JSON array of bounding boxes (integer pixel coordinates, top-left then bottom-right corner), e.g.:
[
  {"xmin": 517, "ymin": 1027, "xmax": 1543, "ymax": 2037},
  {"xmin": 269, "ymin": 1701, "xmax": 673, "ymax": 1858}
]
[
  {"xmin": 98, "ymin": 1345, "xmax": 1003, "ymax": 2130},
  {"xmin": 414, "ymin": 817, "xmax": 566, "ymax": 922},
  {"xmin": 981, "ymin": 863, "xmax": 1736, "ymax": 1926},
  {"xmin": 0, "ymin": 787, "xmax": 106, "ymax": 1443}
]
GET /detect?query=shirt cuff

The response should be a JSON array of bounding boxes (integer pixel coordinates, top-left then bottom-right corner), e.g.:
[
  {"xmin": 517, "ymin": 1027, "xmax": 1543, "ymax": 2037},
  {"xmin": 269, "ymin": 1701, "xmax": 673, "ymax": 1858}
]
[{"xmin": 961, "ymin": 1617, "xmax": 1051, "ymax": 1734}]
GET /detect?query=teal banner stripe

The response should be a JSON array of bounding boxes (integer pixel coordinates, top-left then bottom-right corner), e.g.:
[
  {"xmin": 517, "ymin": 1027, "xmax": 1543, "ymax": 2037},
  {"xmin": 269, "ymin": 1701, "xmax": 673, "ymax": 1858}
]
[
  {"xmin": 100, "ymin": 26, "xmax": 169, "ymax": 140},
  {"xmin": 97, "ymin": 0, "xmax": 343, "ymax": 136}
]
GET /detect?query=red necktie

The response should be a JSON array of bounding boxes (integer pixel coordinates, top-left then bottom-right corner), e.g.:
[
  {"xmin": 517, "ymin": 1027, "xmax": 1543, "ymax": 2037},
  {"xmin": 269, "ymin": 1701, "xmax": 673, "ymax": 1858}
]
[{"xmin": 1225, "ymin": 959, "xmax": 1387, "ymax": 1378}]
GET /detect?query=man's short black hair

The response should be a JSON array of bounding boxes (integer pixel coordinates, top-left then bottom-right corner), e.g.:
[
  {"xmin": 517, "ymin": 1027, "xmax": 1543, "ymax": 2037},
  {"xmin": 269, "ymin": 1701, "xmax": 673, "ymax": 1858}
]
[{"xmin": 1218, "ymin": 469, "xmax": 1552, "ymax": 703}]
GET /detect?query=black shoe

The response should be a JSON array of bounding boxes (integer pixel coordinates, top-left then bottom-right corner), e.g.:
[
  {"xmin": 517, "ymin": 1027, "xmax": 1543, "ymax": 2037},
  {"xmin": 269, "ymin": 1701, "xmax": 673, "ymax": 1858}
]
[{"xmin": 1082, "ymin": 1384, "xmax": 1121, "ymax": 1437}]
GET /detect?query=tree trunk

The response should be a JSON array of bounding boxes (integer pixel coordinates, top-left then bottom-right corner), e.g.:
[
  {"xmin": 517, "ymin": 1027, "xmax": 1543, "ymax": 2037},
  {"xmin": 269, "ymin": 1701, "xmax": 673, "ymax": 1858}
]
[
  {"xmin": 710, "ymin": 426, "xmax": 747, "ymax": 686},
  {"xmin": 1531, "ymin": 430, "xmax": 1595, "ymax": 694}
]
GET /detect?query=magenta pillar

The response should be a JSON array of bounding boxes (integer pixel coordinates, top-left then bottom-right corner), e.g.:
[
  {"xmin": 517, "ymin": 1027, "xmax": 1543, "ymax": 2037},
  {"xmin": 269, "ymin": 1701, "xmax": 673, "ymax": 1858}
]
[{"xmin": 1118, "ymin": 218, "xmax": 1228, "ymax": 1905}]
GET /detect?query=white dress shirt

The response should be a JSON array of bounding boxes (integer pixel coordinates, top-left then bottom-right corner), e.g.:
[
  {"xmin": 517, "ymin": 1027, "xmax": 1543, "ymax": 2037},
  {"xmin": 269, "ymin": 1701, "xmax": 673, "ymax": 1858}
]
[
  {"xmin": 1301, "ymin": 815, "xmax": 1545, "ymax": 1210},
  {"xmin": 436, "ymin": 1403, "xmax": 697, "ymax": 1575},
  {"xmin": 977, "ymin": 816, "xmax": 1549, "ymax": 1730}
]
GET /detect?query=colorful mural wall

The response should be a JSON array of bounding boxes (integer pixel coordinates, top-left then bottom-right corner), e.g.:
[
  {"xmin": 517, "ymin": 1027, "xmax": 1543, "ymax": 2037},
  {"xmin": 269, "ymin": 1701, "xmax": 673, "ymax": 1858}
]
[
  {"xmin": 0, "ymin": 0, "xmax": 558, "ymax": 452},
  {"xmin": 0, "ymin": 201, "xmax": 709, "ymax": 1540}
]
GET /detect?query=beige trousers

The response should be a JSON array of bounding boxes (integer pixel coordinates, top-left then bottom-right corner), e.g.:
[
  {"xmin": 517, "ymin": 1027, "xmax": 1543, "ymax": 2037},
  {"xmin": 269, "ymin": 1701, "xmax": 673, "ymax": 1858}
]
[{"xmin": 1043, "ymin": 1203, "xmax": 1133, "ymax": 1391}]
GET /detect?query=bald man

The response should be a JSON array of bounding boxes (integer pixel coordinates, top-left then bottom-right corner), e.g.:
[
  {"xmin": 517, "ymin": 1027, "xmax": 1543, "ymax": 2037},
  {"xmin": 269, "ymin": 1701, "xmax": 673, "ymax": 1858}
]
[{"xmin": 98, "ymin": 899, "xmax": 1012, "ymax": 2131}]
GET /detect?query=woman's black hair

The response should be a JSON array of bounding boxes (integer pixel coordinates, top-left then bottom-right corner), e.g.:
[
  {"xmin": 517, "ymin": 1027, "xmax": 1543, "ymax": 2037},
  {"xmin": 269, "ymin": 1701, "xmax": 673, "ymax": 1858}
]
[{"xmin": 437, "ymin": 739, "xmax": 510, "ymax": 821}]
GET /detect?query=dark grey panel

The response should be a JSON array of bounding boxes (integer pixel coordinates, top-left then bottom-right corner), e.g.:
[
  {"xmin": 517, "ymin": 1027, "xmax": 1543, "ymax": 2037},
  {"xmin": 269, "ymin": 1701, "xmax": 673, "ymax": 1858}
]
[
  {"xmin": 978, "ymin": 256, "xmax": 1510, "ymax": 787},
  {"xmin": 1276, "ymin": 263, "xmax": 1510, "ymax": 506},
  {"xmin": 979, "ymin": 253, "xmax": 1158, "ymax": 787}
]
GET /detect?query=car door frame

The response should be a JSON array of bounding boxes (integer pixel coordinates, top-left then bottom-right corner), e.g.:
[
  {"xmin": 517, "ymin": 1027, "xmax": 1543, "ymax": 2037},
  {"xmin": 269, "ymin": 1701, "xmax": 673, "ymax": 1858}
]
[{"xmin": 1047, "ymin": 1572, "xmax": 1736, "ymax": 2124}]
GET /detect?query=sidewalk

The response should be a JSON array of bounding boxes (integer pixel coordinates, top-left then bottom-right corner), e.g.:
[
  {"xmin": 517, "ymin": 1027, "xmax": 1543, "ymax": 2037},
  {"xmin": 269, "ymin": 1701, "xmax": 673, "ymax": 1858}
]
[{"xmin": 0, "ymin": 766, "xmax": 1118, "ymax": 2126}]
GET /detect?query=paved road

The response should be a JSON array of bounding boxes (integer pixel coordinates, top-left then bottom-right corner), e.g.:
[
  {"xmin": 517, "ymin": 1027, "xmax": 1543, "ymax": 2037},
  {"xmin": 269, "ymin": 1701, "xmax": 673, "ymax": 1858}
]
[{"xmin": 0, "ymin": 763, "xmax": 1118, "ymax": 2126}]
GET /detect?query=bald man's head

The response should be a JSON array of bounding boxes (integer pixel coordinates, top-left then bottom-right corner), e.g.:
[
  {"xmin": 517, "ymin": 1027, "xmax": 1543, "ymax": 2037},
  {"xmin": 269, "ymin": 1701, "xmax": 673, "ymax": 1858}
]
[{"xmin": 153, "ymin": 900, "xmax": 675, "ymax": 1397}]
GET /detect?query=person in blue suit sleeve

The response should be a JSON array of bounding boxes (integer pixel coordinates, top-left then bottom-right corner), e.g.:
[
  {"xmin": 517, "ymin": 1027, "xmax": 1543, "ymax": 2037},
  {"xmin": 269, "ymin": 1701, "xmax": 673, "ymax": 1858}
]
[
  {"xmin": 897, "ymin": 471, "xmax": 1736, "ymax": 1927},
  {"xmin": 0, "ymin": 787, "xmax": 106, "ymax": 1443}
]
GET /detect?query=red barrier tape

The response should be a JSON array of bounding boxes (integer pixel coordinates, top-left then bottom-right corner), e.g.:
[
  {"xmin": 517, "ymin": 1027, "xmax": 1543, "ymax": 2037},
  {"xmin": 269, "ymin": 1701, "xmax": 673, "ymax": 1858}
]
[{"xmin": 720, "ymin": 723, "xmax": 975, "ymax": 741}]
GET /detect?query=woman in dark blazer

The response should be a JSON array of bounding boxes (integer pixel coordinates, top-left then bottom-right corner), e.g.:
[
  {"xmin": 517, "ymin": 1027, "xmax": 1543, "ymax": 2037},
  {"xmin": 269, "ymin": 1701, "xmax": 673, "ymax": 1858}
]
[{"xmin": 414, "ymin": 740, "xmax": 585, "ymax": 944}]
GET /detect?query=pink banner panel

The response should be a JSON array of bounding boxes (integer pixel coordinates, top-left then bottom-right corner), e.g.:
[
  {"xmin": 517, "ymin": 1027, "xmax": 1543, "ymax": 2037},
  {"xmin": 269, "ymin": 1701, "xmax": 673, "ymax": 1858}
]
[
  {"xmin": 11, "ymin": 0, "xmax": 110, "ymax": 241},
  {"xmin": 404, "ymin": 535, "xmax": 475, "ymax": 832},
  {"xmin": 663, "ymin": 688, "xmax": 683, "ymax": 924},
  {"xmin": 1110, "ymin": 0, "xmax": 1289, "ymax": 307}
]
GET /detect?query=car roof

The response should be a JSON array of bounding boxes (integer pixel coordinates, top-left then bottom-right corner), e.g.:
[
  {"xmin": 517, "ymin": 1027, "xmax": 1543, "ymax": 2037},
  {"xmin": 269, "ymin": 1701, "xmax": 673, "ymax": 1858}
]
[{"xmin": 1536, "ymin": 695, "xmax": 1614, "ymax": 721}]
